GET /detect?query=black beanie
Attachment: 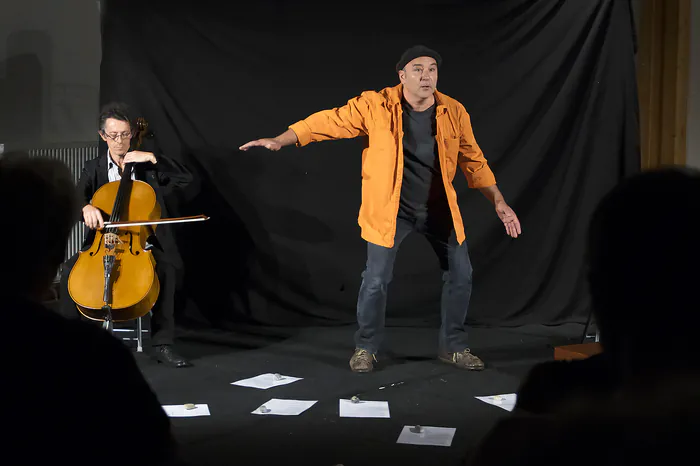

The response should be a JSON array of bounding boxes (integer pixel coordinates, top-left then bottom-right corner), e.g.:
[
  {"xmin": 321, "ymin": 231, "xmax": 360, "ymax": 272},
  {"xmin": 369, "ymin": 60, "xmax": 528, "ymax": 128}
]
[{"xmin": 395, "ymin": 45, "xmax": 442, "ymax": 72}]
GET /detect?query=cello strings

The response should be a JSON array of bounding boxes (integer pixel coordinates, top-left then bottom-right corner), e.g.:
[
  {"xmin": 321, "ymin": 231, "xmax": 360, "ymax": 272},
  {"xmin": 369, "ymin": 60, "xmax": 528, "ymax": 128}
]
[{"xmin": 108, "ymin": 163, "xmax": 131, "ymax": 235}]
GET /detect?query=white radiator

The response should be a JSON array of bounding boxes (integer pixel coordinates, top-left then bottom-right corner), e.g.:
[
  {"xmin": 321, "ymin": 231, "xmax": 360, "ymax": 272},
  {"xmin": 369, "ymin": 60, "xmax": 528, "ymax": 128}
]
[{"xmin": 28, "ymin": 144, "xmax": 99, "ymax": 262}]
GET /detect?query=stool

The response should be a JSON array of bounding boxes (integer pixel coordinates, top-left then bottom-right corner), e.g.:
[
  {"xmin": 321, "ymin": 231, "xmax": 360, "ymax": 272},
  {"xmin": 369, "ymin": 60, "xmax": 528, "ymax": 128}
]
[{"xmin": 102, "ymin": 313, "xmax": 150, "ymax": 352}]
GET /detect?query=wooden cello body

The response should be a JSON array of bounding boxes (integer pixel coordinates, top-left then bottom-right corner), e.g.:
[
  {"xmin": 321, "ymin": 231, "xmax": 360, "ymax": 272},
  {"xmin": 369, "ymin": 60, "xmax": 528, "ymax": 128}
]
[{"xmin": 67, "ymin": 175, "xmax": 161, "ymax": 322}]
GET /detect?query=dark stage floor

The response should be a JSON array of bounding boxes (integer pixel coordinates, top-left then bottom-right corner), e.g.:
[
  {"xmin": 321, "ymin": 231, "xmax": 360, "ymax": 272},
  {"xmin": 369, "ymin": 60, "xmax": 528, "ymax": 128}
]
[{"xmin": 128, "ymin": 322, "xmax": 584, "ymax": 466}]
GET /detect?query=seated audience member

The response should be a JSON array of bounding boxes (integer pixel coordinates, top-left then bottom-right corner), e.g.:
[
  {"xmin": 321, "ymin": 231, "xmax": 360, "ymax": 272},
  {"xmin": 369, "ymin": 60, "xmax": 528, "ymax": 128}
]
[
  {"xmin": 466, "ymin": 371, "xmax": 700, "ymax": 465},
  {"xmin": 512, "ymin": 167, "xmax": 700, "ymax": 414},
  {"xmin": 464, "ymin": 167, "xmax": 700, "ymax": 465},
  {"xmin": 1, "ymin": 152, "xmax": 179, "ymax": 465}
]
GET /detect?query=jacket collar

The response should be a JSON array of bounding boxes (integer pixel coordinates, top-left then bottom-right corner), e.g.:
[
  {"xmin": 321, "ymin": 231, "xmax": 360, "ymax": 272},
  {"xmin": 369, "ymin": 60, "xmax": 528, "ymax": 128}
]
[{"xmin": 387, "ymin": 83, "xmax": 448, "ymax": 115}]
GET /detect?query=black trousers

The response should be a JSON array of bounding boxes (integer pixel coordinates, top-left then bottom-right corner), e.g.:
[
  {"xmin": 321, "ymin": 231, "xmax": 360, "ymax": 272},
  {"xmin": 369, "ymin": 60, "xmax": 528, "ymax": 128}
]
[{"xmin": 58, "ymin": 250, "xmax": 176, "ymax": 346}]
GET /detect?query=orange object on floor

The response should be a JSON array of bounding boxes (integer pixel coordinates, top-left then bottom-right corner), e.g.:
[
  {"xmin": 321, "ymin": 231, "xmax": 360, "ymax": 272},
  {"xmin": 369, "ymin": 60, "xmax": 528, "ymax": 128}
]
[{"xmin": 553, "ymin": 343, "xmax": 603, "ymax": 361}]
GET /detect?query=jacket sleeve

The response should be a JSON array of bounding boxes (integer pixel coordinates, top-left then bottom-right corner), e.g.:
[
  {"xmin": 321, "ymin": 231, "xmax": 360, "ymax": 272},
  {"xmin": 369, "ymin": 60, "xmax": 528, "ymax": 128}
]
[
  {"xmin": 76, "ymin": 163, "xmax": 96, "ymax": 213},
  {"xmin": 457, "ymin": 105, "xmax": 497, "ymax": 188},
  {"xmin": 288, "ymin": 93, "xmax": 372, "ymax": 146},
  {"xmin": 153, "ymin": 152, "xmax": 193, "ymax": 193}
]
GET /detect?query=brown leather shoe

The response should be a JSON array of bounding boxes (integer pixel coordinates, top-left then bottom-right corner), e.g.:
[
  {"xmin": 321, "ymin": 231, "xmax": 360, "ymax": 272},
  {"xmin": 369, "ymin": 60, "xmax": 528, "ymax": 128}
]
[
  {"xmin": 438, "ymin": 348, "xmax": 485, "ymax": 371},
  {"xmin": 349, "ymin": 348, "xmax": 376, "ymax": 373}
]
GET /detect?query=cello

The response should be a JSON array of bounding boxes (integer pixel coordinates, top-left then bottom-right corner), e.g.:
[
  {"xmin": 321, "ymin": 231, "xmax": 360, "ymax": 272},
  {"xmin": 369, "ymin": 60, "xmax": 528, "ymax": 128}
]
[{"xmin": 67, "ymin": 117, "xmax": 207, "ymax": 326}]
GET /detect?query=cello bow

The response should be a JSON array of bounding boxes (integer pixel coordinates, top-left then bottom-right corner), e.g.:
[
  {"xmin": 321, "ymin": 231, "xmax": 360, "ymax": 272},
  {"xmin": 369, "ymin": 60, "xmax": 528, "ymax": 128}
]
[{"xmin": 102, "ymin": 214, "xmax": 210, "ymax": 228}]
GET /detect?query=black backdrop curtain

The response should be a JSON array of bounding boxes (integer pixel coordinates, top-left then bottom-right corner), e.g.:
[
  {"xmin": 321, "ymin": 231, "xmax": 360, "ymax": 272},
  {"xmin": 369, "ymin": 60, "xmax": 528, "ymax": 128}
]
[{"xmin": 99, "ymin": 0, "xmax": 639, "ymax": 330}]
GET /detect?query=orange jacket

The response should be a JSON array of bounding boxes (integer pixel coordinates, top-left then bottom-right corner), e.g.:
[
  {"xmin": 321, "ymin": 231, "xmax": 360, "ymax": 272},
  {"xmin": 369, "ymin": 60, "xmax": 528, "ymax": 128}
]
[{"xmin": 289, "ymin": 84, "xmax": 496, "ymax": 248}]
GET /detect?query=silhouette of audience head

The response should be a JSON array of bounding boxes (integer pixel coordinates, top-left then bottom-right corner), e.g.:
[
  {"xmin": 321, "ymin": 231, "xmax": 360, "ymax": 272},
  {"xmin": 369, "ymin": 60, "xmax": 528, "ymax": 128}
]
[
  {"xmin": 587, "ymin": 166, "xmax": 700, "ymax": 369},
  {"xmin": 0, "ymin": 151, "xmax": 77, "ymax": 299}
]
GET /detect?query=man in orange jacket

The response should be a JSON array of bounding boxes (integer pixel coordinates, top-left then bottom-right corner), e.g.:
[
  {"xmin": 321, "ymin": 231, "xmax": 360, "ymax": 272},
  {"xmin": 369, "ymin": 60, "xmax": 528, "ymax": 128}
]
[{"xmin": 240, "ymin": 45, "xmax": 521, "ymax": 373}]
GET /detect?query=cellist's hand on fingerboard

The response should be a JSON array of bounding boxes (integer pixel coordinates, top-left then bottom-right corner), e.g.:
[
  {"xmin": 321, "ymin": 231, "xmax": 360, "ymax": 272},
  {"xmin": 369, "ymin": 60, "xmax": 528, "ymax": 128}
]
[{"xmin": 123, "ymin": 151, "xmax": 156, "ymax": 164}]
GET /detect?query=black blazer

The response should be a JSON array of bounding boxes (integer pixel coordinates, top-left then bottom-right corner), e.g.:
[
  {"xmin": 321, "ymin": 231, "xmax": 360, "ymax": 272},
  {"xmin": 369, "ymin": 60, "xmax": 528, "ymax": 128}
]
[{"xmin": 76, "ymin": 148, "xmax": 193, "ymax": 269}]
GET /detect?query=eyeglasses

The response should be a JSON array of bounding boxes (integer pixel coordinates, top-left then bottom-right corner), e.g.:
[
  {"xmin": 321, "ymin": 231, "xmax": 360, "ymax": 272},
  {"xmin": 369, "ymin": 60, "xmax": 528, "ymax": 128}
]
[{"xmin": 102, "ymin": 131, "xmax": 132, "ymax": 141}]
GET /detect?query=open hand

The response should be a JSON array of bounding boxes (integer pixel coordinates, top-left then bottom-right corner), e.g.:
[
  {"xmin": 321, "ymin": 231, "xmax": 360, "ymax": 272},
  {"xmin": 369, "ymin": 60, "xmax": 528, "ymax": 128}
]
[
  {"xmin": 239, "ymin": 138, "xmax": 282, "ymax": 151},
  {"xmin": 496, "ymin": 201, "xmax": 521, "ymax": 238}
]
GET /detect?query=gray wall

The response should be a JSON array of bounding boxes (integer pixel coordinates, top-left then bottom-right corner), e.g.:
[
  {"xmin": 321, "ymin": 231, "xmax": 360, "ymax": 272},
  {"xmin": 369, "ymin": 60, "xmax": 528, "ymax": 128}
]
[
  {"xmin": 688, "ymin": 0, "xmax": 700, "ymax": 169},
  {"xmin": 0, "ymin": 0, "xmax": 101, "ymax": 148}
]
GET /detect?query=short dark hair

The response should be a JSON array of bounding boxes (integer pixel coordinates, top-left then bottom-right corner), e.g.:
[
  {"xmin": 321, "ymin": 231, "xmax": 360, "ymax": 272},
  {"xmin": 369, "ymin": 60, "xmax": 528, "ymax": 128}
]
[
  {"xmin": 0, "ymin": 151, "xmax": 78, "ymax": 296},
  {"xmin": 98, "ymin": 102, "xmax": 132, "ymax": 132},
  {"xmin": 587, "ymin": 166, "xmax": 700, "ymax": 358}
]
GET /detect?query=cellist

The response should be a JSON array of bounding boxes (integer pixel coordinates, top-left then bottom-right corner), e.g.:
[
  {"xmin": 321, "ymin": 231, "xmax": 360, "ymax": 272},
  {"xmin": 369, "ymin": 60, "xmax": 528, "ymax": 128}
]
[{"xmin": 59, "ymin": 102, "xmax": 193, "ymax": 368}]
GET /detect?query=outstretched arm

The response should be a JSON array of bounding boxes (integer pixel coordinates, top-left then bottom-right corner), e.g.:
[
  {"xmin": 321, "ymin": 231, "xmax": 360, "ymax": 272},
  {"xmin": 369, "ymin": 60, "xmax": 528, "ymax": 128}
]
[
  {"xmin": 239, "ymin": 93, "xmax": 371, "ymax": 151},
  {"xmin": 239, "ymin": 128, "xmax": 298, "ymax": 151}
]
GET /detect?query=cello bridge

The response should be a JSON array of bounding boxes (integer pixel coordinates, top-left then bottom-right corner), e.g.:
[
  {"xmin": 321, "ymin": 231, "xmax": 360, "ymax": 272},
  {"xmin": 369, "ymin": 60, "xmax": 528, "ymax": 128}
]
[{"xmin": 103, "ymin": 233, "xmax": 122, "ymax": 248}]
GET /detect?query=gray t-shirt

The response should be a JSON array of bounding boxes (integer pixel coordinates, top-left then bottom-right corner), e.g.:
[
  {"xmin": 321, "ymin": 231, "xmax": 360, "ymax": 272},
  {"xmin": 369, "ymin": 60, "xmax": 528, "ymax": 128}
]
[{"xmin": 398, "ymin": 99, "xmax": 448, "ymax": 218}]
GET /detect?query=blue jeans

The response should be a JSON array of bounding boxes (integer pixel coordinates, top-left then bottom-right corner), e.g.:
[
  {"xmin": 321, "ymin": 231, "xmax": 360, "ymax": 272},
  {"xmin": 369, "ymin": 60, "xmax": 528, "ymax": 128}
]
[{"xmin": 354, "ymin": 210, "xmax": 473, "ymax": 354}]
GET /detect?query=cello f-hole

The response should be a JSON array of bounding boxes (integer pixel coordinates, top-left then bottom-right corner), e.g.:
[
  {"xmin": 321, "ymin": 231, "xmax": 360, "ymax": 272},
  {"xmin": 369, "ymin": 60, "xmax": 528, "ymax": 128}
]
[
  {"xmin": 123, "ymin": 231, "xmax": 140, "ymax": 256},
  {"xmin": 88, "ymin": 232, "xmax": 106, "ymax": 256}
]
